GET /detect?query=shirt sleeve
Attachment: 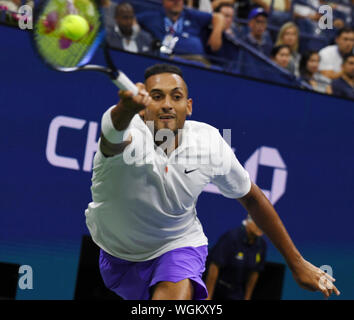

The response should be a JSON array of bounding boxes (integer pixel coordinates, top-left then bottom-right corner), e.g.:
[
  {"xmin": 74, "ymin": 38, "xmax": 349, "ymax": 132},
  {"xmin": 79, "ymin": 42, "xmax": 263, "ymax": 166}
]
[{"xmin": 210, "ymin": 130, "xmax": 251, "ymax": 199}]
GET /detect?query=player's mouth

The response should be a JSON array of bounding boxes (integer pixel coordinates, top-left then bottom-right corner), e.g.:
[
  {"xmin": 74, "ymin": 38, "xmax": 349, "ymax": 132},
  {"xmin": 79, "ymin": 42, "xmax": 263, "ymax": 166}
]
[{"xmin": 158, "ymin": 114, "xmax": 176, "ymax": 122}]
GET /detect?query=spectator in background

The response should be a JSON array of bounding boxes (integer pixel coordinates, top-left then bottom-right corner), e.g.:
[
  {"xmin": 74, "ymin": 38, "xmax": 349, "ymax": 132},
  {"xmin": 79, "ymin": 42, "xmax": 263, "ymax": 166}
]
[
  {"xmin": 184, "ymin": 0, "xmax": 213, "ymax": 12},
  {"xmin": 205, "ymin": 215, "xmax": 267, "ymax": 300},
  {"xmin": 137, "ymin": 0, "xmax": 224, "ymax": 65},
  {"xmin": 0, "ymin": 0, "xmax": 20, "ymax": 12},
  {"xmin": 275, "ymin": 22, "xmax": 301, "ymax": 76},
  {"xmin": 251, "ymin": 0, "xmax": 291, "ymax": 27},
  {"xmin": 350, "ymin": 0, "xmax": 354, "ymax": 29},
  {"xmin": 242, "ymin": 7, "xmax": 273, "ymax": 56},
  {"xmin": 251, "ymin": 0, "xmax": 290, "ymax": 14},
  {"xmin": 100, "ymin": 0, "xmax": 119, "ymax": 31},
  {"xmin": 211, "ymin": 0, "xmax": 236, "ymax": 10},
  {"xmin": 299, "ymin": 51, "xmax": 332, "ymax": 94},
  {"xmin": 213, "ymin": 0, "xmax": 250, "ymax": 20},
  {"xmin": 214, "ymin": 2, "xmax": 240, "ymax": 42},
  {"xmin": 106, "ymin": 3, "xmax": 154, "ymax": 54},
  {"xmin": 331, "ymin": 54, "xmax": 354, "ymax": 99},
  {"xmin": 293, "ymin": 0, "xmax": 321, "ymax": 35},
  {"xmin": 319, "ymin": 27, "xmax": 354, "ymax": 80},
  {"xmin": 271, "ymin": 44, "xmax": 292, "ymax": 71},
  {"xmin": 0, "ymin": 0, "xmax": 34, "ymax": 25}
]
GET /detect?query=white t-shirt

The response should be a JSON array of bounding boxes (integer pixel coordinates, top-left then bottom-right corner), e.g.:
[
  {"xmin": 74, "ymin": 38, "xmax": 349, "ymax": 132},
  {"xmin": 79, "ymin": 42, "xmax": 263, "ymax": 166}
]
[
  {"xmin": 85, "ymin": 112, "xmax": 251, "ymax": 262},
  {"xmin": 318, "ymin": 45, "xmax": 343, "ymax": 73}
]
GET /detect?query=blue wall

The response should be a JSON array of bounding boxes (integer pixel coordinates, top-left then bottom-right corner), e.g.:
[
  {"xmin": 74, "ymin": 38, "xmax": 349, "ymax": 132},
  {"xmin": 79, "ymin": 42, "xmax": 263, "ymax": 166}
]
[{"xmin": 1, "ymin": 25, "xmax": 353, "ymax": 299}]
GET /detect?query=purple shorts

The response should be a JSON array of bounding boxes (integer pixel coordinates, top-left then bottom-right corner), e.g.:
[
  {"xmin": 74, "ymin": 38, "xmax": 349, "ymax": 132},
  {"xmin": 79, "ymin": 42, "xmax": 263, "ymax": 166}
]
[{"xmin": 99, "ymin": 245, "xmax": 209, "ymax": 300}]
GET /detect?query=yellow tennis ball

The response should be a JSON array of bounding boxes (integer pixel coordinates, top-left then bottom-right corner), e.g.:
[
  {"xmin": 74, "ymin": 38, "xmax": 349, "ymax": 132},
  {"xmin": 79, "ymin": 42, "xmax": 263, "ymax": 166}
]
[{"xmin": 60, "ymin": 14, "xmax": 89, "ymax": 41}]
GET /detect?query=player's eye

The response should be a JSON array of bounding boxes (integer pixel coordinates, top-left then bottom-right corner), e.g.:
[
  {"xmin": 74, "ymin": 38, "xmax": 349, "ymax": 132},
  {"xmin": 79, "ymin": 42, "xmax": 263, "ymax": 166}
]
[
  {"xmin": 173, "ymin": 94, "xmax": 182, "ymax": 101},
  {"xmin": 152, "ymin": 94, "xmax": 162, "ymax": 100}
]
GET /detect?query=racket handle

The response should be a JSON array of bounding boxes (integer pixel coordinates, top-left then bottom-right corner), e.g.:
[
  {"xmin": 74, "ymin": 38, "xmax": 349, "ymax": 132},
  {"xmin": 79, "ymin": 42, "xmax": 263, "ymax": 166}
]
[{"xmin": 112, "ymin": 71, "xmax": 139, "ymax": 96}]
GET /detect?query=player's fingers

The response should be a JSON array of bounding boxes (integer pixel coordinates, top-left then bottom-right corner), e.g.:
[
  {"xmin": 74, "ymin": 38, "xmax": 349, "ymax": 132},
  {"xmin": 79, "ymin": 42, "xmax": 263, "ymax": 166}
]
[
  {"xmin": 134, "ymin": 89, "xmax": 149, "ymax": 104},
  {"xmin": 319, "ymin": 282, "xmax": 330, "ymax": 298},
  {"xmin": 119, "ymin": 82, "xmax": 145, "ymax": 99},
  {"xmin": 136, "ymin": 82, "xmax": 145, "ymax": 89},
  {"xmin": 136, "ymin": 82, "xmax": 147, "ymax": 95},
  {"xmin": 139, "ymin": 90, "xmax": 149, "ymax": 99},
  {"xmin": 142, "ymin": 95, "xmax": 151, "ymax": 106},
  {"xmin": 319, "ymin": 277, "xmax": 340, "ymax": 297},
  {"xmin": 332, "ymin": 284, "xmax": 340, "ymax": 296},
  {"xmin": 323, "ymin": 272, "xmax": 335, "ymax": 282}
]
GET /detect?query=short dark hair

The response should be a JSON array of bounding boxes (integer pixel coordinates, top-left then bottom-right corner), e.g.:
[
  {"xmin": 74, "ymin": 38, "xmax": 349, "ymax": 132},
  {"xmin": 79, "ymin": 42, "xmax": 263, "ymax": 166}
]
[
  {"xmin": 336, "ymin": 27, "xmax": 354, "ymax": 38},
  {"xmin": 343, "ymin": 53, "xmax": 354, "ymax": 64},
  {"xmin": 270, "ymin": 44, "xmax": 291, "ymax": 58},
  {"xmin": 144, "ymin": 64, "xmax": 184, "ymax": 81},
  {"xmin": 214, "ymin": 2, "xmax": 234, "ymax": 13},
  {"xmin": 115, "ymin": 2, "xmax": 134, "ymax": 18}
]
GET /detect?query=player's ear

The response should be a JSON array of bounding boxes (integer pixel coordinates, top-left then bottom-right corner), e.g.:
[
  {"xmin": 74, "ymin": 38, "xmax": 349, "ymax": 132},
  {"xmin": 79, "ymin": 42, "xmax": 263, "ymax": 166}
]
[{"xmin": 187, "ymin": 98, "xmax": 193, "ymax": 117}]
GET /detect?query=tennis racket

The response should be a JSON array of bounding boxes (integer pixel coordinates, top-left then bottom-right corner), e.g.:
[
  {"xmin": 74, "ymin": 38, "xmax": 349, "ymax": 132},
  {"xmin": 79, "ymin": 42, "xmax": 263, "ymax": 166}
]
[{"xmin": 31, "ymin": 0, "xmax": 138, "ymax": 95}]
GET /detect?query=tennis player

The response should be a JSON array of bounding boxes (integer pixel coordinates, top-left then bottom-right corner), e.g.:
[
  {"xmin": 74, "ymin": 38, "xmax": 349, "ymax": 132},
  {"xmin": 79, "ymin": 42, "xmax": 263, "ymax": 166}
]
[{"xmin": 85, "ymin": 64, "xmax": 340, "ymax": 300}]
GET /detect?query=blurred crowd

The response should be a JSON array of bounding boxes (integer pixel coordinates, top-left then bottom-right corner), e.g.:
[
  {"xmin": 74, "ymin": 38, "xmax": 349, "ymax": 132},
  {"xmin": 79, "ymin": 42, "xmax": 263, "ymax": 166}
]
[
  {"xmin": 0, "ymin": 0, "xmax": 33, "ymax": 25},
  {"xmin": 1, "ymin": 0, "xmax": 353, "ymax": 99},
  {"xmin": 102, "ymin": 0, "xmax": 353, "ymax": 99}
]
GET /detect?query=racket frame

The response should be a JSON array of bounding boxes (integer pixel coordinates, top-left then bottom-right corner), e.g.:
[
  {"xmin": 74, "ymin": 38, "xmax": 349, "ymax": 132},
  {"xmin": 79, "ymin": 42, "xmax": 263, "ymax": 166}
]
[{"xmin": 30, "ymin": 0, "xmax": 138, "ymax": 95}]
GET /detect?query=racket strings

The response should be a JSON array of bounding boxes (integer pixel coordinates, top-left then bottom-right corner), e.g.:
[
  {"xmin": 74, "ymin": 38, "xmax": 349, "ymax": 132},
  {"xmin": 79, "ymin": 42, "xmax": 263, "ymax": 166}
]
[{"xmin": 34, "ymin": 0, "xmax": 101, "ymax": 68}]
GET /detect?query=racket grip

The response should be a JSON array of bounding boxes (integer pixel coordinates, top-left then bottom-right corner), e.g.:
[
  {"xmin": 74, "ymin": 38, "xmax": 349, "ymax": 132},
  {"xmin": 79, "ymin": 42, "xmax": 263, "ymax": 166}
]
[{"xmin": 113, "ymin": 71, "xmax": 139, "ymax": 96}]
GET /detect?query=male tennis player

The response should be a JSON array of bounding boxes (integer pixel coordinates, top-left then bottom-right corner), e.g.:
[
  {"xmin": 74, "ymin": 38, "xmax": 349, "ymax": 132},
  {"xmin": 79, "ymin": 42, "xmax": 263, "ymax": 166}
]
[{"xmin": 85, "ymin": 64, "xmax": 340, "ymax": 300}]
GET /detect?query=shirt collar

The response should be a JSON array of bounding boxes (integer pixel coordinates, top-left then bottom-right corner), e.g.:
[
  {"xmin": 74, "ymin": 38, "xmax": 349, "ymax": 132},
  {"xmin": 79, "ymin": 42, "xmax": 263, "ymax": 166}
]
[{"xmin": 164, "ymin": 11, "xmax": 185, "ymax": 34}]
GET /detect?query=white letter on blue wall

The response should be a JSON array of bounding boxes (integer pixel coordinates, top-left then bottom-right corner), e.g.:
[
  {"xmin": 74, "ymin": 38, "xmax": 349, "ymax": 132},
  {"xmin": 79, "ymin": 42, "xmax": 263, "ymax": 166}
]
[{"xmin": 46, "ymin": 116, "xmax": 86, "ymax": 170}]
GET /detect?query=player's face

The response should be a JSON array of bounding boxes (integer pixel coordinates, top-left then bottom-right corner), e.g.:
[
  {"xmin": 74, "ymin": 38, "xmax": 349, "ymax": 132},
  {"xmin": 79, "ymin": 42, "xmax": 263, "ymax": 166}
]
[{"xmin": 144, "ymin": 73, "xmax": 192, "ymax": 134}]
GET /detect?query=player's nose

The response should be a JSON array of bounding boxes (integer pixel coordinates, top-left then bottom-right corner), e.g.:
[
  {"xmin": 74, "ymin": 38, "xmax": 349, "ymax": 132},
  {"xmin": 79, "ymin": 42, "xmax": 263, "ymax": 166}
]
[{"xmin": 161, "ymin": 96, "xmax": 174, "ymax": 111}]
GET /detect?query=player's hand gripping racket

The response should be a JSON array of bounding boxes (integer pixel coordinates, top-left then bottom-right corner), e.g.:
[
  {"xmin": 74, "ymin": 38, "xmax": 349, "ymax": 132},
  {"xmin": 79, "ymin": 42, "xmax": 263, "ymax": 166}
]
[{"xmin": 31, "ymin": 0, "xmax": 138, "ymax": 95}]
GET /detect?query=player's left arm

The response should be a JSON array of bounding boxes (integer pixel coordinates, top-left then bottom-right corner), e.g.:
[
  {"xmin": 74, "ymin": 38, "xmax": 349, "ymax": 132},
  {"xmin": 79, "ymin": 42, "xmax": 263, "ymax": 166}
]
[
  {"xmin": 237, "ymin": 182, "xmax": 340, "ymax": 298},
  {"xmin": 244, "ymin": 271, "xmax": 259, "ymax": 300}
]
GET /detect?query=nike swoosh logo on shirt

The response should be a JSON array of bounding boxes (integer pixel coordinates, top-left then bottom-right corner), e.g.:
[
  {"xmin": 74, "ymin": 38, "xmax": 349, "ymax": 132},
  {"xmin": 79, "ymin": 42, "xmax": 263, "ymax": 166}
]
[{"xmin": 184, "ymin": 168, "xmax": 198, "ymax": 174}]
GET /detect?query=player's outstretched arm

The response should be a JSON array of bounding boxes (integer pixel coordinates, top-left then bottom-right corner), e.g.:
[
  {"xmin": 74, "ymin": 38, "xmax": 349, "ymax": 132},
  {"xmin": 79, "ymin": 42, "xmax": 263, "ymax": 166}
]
[
  {"xmin": 100, "ymin": 83, "xmax": 151, "ymax": 157},
  {"xmin": 237, "ymin": 182, "xmax": 340, "ymax": 298}
]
